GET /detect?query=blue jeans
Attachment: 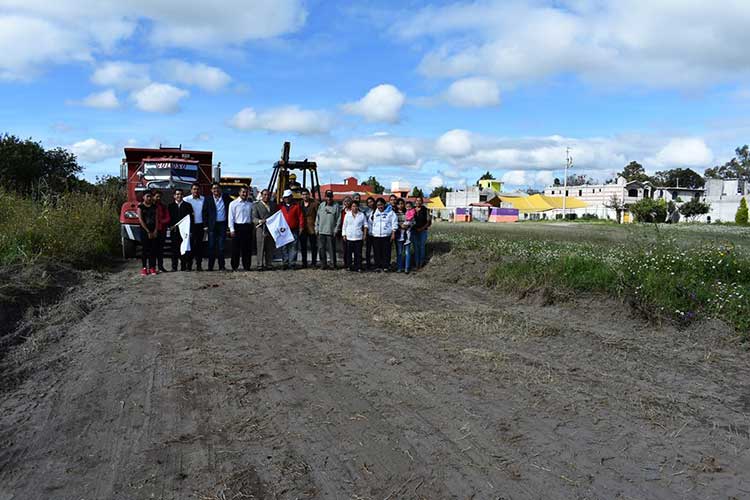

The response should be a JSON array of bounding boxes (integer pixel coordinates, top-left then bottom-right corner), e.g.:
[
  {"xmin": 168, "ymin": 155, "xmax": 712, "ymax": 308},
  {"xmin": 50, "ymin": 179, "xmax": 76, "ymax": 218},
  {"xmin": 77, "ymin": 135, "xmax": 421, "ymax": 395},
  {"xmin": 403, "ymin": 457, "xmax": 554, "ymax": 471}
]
[
  {"xmin": 281, "ymin": 230, "xmax": 299, "ymax": 266},
  {"xmin": 413, "ymin": 229, "xmax": 428, "ymax": 268},
  {"xmin": 207, "ymin": 220, "xmax": 227, "ymax": 269},
  {"xmin": 396, "ymin": 240, "xmax": 412, "ymax": 271}
]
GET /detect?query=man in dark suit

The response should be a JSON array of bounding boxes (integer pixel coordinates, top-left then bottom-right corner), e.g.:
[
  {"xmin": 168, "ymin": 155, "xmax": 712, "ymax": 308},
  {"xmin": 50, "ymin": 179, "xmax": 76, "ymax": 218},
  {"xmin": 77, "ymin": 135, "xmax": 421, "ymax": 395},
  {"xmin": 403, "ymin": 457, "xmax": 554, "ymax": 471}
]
[
  {"xmin": 202, "ymin": 182, "xmax": 232, "ymax": 271},
  {"xmin": 167, "ymin": 188, "xmax": 194, "ymax": 271}
]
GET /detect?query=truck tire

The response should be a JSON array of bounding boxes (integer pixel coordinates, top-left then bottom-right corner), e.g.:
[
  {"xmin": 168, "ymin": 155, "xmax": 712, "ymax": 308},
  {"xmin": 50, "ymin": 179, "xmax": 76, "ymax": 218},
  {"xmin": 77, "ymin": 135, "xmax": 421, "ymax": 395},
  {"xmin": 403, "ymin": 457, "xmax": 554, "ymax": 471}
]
[{"xmin": 122, "ymin": 236, "xmax": 137, "ymax": 259}]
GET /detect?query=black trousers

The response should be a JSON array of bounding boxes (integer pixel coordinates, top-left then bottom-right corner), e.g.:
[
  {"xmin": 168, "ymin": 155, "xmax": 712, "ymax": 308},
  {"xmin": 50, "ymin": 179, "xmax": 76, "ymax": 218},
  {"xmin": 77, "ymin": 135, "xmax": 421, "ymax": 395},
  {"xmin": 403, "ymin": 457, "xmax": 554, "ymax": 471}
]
[
  {"xmin": 141, "ymin": 235, "xmax": 157, "ymax": 269},
  {"xmin": 171, "ymin": 232, "xmax": 188, "ymax": 270},
  {"xmin": 385, "ymin": 237, "xmax": 393, "ymax": 269},
  {"xmin": 365, "ymin": 235, "xmax": 374, "ymax": 268},
  {"xmin": 300, "ymin": 231, "xmax": 317, "ymax": 266},
  {"xmin": 340, "ymin": 235, "xmax": 349, "ymax": 268},
  {"xmin": 373, "ymin": 236, "xmax": 390, "ymax": 270},
  {"xmin": 231, "ymin": 224, "xmax": 253, "ymax": 270},
  {"xmin": 188, "ymin": 224, "xmax": 204, "ymax": 269},
  {"xmin": 156, "ymin": 231, "xmax": 166, "ymax": 268},
  {"xmin": 346, "ymin": 239, "xmax": 363, "ymax": 271}
]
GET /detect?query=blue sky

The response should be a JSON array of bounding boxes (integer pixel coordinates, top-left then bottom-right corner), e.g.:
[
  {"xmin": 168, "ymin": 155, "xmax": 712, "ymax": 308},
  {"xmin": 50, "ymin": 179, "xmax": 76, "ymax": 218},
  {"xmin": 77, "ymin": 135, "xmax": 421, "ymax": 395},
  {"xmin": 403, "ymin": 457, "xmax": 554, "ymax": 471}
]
[{"xmin": 2, "ymin": 0, "xmax": 750, "ymax": 191}]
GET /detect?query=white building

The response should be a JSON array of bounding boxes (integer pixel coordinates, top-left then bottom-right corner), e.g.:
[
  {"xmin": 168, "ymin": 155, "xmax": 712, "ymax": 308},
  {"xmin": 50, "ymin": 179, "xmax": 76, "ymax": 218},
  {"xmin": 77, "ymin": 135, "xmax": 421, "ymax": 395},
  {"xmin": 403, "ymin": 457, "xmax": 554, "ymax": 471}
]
[
  {"xmin": 704, "ymin": 179, "xmax": 748, "ymax": 222},
  {"xmin": 445, "ymin": 186, "xmax": 502, "ymax": 209},
  {"xmin": 543, "ymin": 176, "xmax": 705, "ymax": 222}
]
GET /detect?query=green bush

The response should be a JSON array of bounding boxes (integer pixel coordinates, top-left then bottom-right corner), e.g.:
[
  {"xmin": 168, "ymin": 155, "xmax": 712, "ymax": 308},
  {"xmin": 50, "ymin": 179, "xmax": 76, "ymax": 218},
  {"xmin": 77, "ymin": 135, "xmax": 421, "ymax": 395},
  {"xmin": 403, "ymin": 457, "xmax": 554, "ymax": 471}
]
[
  {"xmin": 631, "ymin": 198, "xmax": 668, "ymax": 223},
  {"xmin": 0, "ymin": 190, "xmax": 120, "ymax": 268},
  {"xmin": 736, "ymin": 197, "xmax": 749, "ymax": 226}
]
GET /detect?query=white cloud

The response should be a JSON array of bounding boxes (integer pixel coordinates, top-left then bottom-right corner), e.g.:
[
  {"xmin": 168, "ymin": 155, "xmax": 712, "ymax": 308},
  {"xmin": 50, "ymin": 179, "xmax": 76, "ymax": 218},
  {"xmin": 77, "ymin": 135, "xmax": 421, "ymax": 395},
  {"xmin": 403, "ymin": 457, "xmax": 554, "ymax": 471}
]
[
  {"xmin": 92, "ymin": 61, "xmax": 150, "ymax": 90},
  {"xmin": 69, "ymin": 138, "xmax": 116, "ymax": 163},
  {"xmin": 501, "ymin": 170, "xmax": 556, "ymax": 187},
  {"xmin": 312, "ymin": 135, "xmax": 427, "ymax": 172},
  {"xmin": 443, "ymin": 77, "xmax": 500, "ymax": 107},
  {"xmin": 343, "ymin": 84, "xmax": 406, "ymax": 123},
  {"xmin": 229, "ymin": 106, "xmax": 333, "ymax": 134},
  {"xmin": 0, "ymin": 0, "xmax": 306, "ymax": 78},
  {"xmin": 428, "ymin": 175, "xmax": 444, "ymax": 189},
  {"xmin": 160, "ymin": 60, "xmax": 231, "ymax": 91},
  {"xmin": 436, "ymin": 129, "xmax": 473, "ymax": 157},
  {"xmin": 80, "ymin": 89, "xmax": 120, "ymax": 109},
  {"xmin": 394, "ymin": 1, "xmax": 750, "ymax": 88},
  {"xmin": 0, "ymin": 15, "xmax": 90, "ymax": 80},
  {"xmin": 131, "ymin": 83, "xmax": 189, "ymax": 113},
  {"xmin": 649, "ymin": 138, "xmax": 714, "ymax": 169}
]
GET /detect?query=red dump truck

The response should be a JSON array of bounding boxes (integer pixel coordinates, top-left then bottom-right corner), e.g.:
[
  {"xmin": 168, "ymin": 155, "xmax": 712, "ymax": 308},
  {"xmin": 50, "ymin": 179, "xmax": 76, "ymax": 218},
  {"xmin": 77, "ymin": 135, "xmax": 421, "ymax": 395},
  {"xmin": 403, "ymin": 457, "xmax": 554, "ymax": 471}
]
[{"xmin": 119, "ymin": 146, "xmax": 219, "ymax": 258}]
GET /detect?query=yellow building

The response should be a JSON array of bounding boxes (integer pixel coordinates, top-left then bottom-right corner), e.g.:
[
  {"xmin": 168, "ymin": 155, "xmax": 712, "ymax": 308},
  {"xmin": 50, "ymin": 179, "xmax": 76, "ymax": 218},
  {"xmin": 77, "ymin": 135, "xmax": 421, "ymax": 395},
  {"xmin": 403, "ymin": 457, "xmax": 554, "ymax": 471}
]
[{"xmin": 478, "ymin": 179, "xmax": 503, "ymax": 192}]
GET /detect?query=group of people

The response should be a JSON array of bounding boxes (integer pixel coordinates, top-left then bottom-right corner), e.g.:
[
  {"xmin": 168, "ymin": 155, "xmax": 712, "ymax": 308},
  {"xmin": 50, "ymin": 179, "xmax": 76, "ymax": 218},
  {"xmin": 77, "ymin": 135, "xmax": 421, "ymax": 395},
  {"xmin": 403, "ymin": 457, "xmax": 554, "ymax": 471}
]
[{"xmin": 136, "ymin": 183, "xmax": 431, "ymax": 275}]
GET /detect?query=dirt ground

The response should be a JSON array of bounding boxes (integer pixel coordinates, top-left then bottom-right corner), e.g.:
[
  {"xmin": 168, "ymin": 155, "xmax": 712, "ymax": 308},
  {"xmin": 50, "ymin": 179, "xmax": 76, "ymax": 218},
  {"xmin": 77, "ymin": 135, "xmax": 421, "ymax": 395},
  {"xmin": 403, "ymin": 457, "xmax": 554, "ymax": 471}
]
[{"xmin": 1, "ymin": 253, "xmax": 750, "ymax": 500}]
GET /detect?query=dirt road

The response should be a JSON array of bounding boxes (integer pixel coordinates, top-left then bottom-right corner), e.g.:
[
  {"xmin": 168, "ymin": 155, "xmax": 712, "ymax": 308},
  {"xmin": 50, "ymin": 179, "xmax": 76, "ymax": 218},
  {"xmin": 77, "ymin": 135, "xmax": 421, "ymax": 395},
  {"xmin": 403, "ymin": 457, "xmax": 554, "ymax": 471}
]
[{"xmin": 2, "ymin": 255, "xmax": 750, "ymax": 499}]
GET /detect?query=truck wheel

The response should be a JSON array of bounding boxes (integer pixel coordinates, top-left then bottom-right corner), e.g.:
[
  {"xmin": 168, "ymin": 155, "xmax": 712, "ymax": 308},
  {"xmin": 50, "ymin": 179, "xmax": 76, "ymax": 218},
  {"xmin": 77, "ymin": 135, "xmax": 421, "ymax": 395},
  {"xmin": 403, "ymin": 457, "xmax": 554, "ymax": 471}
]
[{"xmin": 122, "ymin": 236, "xmax": 137, "ymax": 259}]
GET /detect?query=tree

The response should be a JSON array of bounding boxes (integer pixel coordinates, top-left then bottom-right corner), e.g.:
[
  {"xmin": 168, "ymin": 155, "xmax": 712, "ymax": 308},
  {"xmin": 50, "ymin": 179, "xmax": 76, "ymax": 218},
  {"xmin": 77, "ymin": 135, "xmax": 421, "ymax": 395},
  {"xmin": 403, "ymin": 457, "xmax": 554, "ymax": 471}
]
[
  {"xmin": 429, "ymin": 185, "xmax": 453, "ymax": 203},
  {"xmin": 363, "ymin": 176, "xmax": 384, "ymax": 194},
  {"xmin": 618, "ymin": 161, "xmax": 651, "ymax": 182},
  {"xmin": 476, "ymin": 171, "xmax": 495, "ymax": 186},
  {"xmin": 0, "ymin": 133, "xmax": 82, "ymax": 194},
  {"xmin": 410, "ymin": 186, "xmax": 424, "ymax": 198},
  {"xmin": 566, "ymin": 174, "xmax": 594, "ymax": 186},
  {"xmin": 652, "ymin": 168, "xmax": 705, "ymax": 188},
  {"xmin": 736, "ymin": 197, "xmax": 749, "ymax": 225},
  {"xmin": 679, "ymin": 199, "xmax": 710, "ymax": 222},
  {"xmin": 705, "ymin": 145, "xmax": 750, "ymax": 181},
  {"xmin": 630, "ymin": 198, "xmax": 668, "ymax": 223},
  {"xmin": 553, "ymin": 177, "xmax": 561, "ymax": 186}
]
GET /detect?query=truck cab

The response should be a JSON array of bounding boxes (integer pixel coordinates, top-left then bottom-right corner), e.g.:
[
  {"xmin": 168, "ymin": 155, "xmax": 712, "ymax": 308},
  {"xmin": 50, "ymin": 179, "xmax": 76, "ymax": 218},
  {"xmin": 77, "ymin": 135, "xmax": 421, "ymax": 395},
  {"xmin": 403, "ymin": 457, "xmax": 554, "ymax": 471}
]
[{"xmin": 119, "ymin": 146, "xmax": 216, "ymax": 258}]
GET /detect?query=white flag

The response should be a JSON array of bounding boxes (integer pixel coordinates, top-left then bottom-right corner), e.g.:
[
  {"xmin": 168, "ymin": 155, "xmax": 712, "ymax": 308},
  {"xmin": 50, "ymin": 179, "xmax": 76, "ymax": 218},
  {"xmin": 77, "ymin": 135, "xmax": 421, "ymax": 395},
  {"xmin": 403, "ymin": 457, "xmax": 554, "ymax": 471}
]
[
  {"xmin": 265, "ymin": 210, "xmax": 295, "ymax": 248},
  {"xmin": 177, "ymin": 215, "xmax": 192, "ymax": 255}
]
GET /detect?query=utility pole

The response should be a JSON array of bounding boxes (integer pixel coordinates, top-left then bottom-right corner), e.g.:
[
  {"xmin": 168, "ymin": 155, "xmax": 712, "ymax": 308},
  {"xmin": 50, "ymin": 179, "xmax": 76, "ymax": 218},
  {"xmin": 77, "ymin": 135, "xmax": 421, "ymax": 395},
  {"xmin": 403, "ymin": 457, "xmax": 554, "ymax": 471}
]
[{"xmin": 562, "ymin": 147, "xmax": 573, "ymax": 218}]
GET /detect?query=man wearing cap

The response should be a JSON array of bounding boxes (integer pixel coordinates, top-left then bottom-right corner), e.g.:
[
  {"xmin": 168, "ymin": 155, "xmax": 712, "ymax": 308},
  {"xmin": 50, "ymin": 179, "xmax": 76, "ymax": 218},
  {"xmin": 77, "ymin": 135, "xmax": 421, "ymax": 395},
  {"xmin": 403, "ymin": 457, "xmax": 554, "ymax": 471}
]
[
  {"xmin": 299, "ymin": 187, "xmax": 319, "ymax": 268},
  {"xmin": 279, "ymin": 189, "xmax": 304, "ymax": 270},
  {"xmin": 315, "ymin": 190, "xmax": 341, "ymax": 269},
  {"xmin": 251, "ymin": 189, "xmax": 276, "ymax": 271}
]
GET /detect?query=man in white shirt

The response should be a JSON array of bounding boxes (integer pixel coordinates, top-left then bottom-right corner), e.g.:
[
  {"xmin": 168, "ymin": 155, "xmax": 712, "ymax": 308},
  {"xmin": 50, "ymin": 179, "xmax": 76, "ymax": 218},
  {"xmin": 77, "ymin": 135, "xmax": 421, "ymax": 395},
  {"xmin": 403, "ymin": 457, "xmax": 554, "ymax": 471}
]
[
  {"xmin": 342, "ymin": 202, "xmax": 368, "ymax": 272},
  {"xmin": 228, "ymin": 186, "xmax": 254, "ymax": 271},
  {"xmin": 184, "ymin": 183, "xmax": 205, "ymax": 271}
]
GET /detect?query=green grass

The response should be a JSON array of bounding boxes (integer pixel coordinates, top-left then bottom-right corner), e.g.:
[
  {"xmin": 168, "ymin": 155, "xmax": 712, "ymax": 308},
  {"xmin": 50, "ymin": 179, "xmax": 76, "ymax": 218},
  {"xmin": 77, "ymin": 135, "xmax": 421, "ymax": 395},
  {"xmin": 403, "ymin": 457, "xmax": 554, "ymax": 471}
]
[
  {"xmin": 0, "ymin": 190, "xmax": 120, "ymax": 268},
  {"xmin": 430, "ymin": 222, "xmax": 750, "ymax": 338}
]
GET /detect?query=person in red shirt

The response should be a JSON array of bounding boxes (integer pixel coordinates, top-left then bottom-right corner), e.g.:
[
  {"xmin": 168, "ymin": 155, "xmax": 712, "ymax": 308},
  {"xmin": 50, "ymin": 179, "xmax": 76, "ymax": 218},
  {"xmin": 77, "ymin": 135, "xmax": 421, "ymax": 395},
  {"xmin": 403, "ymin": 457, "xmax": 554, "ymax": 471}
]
[
  {"xmin": 152, "ymin": 190, "xmax": 171, "ymax": 273},
  {"xmin": 279, "ymin": 189, "xmax": 304, "ymax": 269}
]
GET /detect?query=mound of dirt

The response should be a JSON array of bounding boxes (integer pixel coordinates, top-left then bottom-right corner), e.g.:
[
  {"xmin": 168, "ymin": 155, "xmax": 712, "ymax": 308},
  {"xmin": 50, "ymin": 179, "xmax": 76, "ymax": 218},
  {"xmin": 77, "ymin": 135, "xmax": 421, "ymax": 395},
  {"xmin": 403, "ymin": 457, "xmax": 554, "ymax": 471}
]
[{"xmin": 0, "ymin": 261, "xmax": 81, "ymax": 359}]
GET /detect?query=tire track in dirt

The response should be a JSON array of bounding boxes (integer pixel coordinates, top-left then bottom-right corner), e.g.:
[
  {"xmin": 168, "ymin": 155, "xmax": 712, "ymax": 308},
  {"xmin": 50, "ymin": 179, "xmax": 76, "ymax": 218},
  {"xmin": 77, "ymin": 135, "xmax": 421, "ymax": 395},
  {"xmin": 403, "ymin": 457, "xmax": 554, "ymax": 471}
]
[{"xmin": 2, "ymin": 263, "xmax": 750, "ymax": 500}]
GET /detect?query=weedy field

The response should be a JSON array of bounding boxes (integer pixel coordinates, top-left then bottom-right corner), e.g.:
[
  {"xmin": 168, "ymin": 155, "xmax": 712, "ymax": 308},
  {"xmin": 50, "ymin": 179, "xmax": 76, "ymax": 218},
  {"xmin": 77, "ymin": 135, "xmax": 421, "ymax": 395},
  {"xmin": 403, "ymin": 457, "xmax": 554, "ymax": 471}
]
[{"xmin": 430, "ymin": 221, "xmax": 750, "ymax": 338}]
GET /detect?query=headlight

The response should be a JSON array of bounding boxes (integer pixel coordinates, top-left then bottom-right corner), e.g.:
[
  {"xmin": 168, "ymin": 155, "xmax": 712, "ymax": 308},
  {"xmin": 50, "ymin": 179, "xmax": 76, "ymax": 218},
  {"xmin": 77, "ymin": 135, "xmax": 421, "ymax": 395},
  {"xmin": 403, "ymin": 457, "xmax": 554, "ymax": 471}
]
[{"xmin": 124, "ymin": 210, "xmax": 138, "ymax": 219}]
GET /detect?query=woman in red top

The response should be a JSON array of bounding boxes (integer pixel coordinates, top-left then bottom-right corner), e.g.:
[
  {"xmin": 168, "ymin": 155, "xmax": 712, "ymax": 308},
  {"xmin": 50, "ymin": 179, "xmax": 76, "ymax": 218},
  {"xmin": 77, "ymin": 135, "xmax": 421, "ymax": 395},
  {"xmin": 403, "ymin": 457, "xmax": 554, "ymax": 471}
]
[{"xmin": 153, "ymin": 190, "xmax": 171, "ymax": 272}]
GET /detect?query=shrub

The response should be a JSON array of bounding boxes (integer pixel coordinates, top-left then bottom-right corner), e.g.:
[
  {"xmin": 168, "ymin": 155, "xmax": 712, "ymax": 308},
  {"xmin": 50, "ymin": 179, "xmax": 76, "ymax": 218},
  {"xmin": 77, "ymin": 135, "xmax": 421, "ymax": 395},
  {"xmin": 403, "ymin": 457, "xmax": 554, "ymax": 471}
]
[
  {"xmin": 631, "ymin": 198, "xmax": 667, "ymax": 223},
  {"xmin": 0, "ymin": 190, "xmax": 120, "ymax": 268},
  {"xmin": 736, "ymin": 197, "xmax": 749, "ymax": 226},
  {"xmin": 680, "ymin": 199, "xmax": 710, "ymax": 222}
]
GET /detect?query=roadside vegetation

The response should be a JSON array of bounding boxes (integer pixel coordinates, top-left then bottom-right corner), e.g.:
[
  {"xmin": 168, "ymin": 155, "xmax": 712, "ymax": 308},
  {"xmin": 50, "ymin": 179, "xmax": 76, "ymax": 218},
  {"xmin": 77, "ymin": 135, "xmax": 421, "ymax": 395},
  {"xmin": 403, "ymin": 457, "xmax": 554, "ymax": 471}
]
[
  {"xmin": 0, "ymin": 189, "xmax": 120, "ymax": 268},
  {"xmin": 430, "ymin": 222, "xmax": 750, "ymax": 338},
  {"xmin": 0, "ymin": 133, "xmax": 122, "ymax": 268}
]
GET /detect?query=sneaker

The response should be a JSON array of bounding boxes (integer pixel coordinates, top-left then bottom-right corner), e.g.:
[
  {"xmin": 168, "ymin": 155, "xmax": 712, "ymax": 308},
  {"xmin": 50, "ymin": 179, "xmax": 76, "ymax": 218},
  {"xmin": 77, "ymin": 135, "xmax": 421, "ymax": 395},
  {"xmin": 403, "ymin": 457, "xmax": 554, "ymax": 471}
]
[
  {"xmin": 140, "ymin": 268, "xmax": 148, "ymax": 276},
  {"xmin": 149, "ymin": 267, "xmax": 158, "ymax": 275}
]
